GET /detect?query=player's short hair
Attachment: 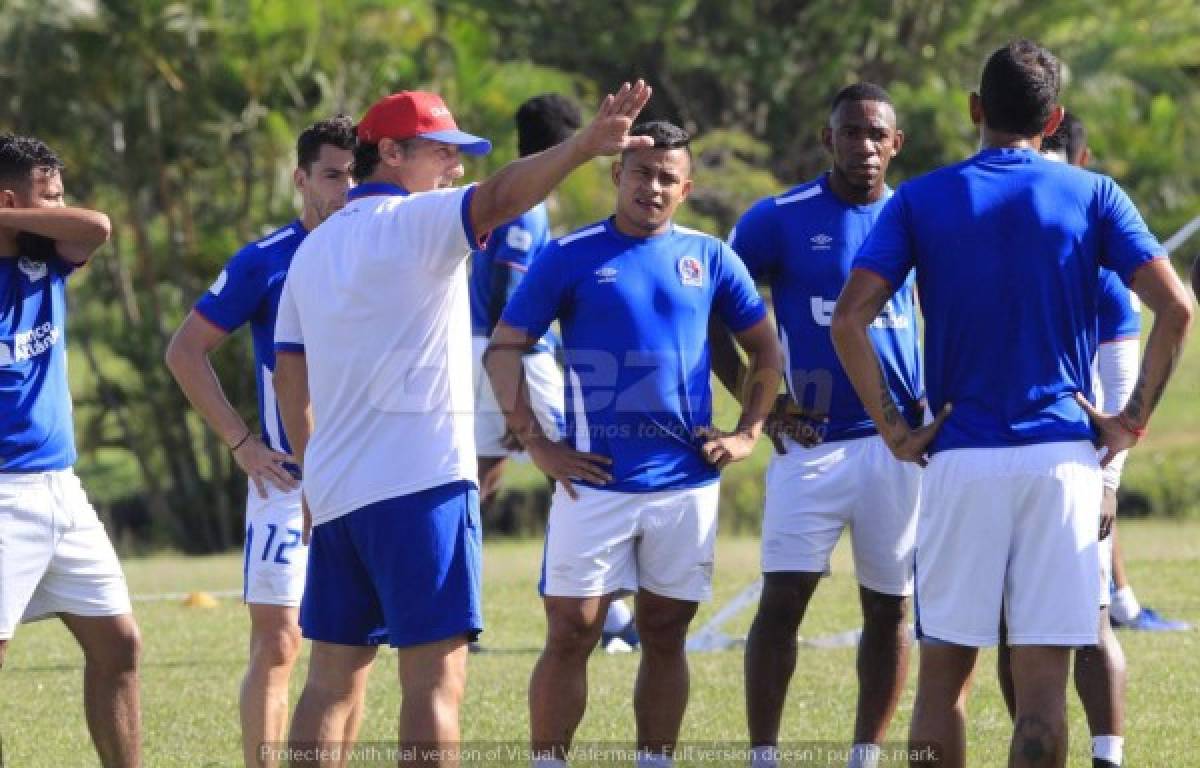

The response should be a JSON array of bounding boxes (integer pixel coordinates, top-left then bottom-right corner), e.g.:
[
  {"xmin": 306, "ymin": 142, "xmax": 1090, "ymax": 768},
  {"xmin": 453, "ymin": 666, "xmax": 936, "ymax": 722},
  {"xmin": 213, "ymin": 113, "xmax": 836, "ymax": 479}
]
[
  {"xmin": 830, "ymin": 82, "xmax": 893, "ymax": 113},
  {"xmin": 297, "ymin": 115, "xmax": 356, "ymax": 173},
  {"xmin": 0, "ymin": 134, "xmax": 62, "ymax": 190},
  {"xmin": 516, "ymin": 94, "xmax": 582, "ymax": 157},
  {"xmin": 1042, "ymin": 111, "xmax": 1086, "ymax": 162},
  {"xmin": 979, "ymin": 39, "xmax": 1061, "ymax": 137},
  {"xmin": 623, "ymin": 121, "xmax": 692, "ymax": 165}
]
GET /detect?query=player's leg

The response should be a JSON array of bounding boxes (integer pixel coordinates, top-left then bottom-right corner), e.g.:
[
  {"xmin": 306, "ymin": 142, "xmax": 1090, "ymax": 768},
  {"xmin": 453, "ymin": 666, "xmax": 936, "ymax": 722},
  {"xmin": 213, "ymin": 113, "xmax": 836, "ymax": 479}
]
[
  {"xmin": 1075, "ymin": 506, "xmax": 1125, "ymax": 768},
  {"xmin": 996, "ymin": 614, "xmax": 1016, "ymax": 718},
  {"xmin": 242, "ymin": 604, "xmax": 302, "ymax": 767},
  {"xmin": 42, "ymin": 471, "xmax": 141, "ymax": 768},
  {"xmin": 745, "ymin": 440, "xmax": 848, "ymax": 757},
  {"xmin": 241, "ymin": 489, "xmax": 308, "ymax": 767},
  {"xmin": 60, "ymin": 613, "xmax": 143, "ymax": 768},
  {"xmin": 744, "ymin": 572, "xmax": 820, "ymax": 751},
  {"xmin": 530, "ymin": 594, "xmax": 616, "ymax": 759},
  {"xmin": 908, "ymin": 642, "xmax": 978, "ymax": 768},
  {"xmin": 907, "ymin": 448, "xmax": 1012, "ymax": 768},
  {"xmin": 1006, "ymin": 443, "xmax": 1103, "ymax": 768},
  {"xmin": 531, "ymin": 484, "xmax": 636, "ymax": 761},
  {"xmin": 848, "ymin": 438, "xmax": 920, "ymax": 755},
  {"xmin": 633, "ymin": 589, "xmax": 699, "ymax": 756},
  {"xmin": 288, "ymin": 641, "xmax": 378, "ymax": 766},
  {"xmin": 634, "ymin": 483, "xmax": 720, "ymax": 759},
  {"xmin": 397, "ymin": 635, "xmax": 471, "ymax": 760}
]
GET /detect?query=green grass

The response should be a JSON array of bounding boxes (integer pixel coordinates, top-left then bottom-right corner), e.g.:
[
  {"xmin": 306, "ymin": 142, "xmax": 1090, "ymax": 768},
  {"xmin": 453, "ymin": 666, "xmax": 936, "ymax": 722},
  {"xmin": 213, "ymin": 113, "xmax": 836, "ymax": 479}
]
[{"xmin": 2, "ymin": 523, "xmax": 1198, "ymax": 766}]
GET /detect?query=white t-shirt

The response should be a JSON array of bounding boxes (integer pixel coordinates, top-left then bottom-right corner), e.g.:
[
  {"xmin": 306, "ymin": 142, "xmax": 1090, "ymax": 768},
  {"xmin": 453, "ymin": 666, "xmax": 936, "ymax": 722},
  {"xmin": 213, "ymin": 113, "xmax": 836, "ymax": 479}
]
[{"xmin": 275, "ymin": 183, "xmax": 481, "ymax": 525}]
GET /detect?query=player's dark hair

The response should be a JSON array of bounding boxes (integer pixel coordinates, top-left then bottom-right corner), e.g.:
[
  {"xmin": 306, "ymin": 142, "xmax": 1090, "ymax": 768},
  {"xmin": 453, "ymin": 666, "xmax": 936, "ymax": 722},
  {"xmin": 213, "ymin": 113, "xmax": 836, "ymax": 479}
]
[
  {"xmin": 352, "ymin": 139, "xmax": 379, "ymax": 182},
  {"xmin": 623, "ymin": 120, "xmax": 692, "ymax": 164},
  {"xmin": 0, "ymin": 134, "xmax": 62, "ymax": 190},
  {"xmin": 830, "ymin": 82, "xmax": 893, "ymax": 113},
  {"xmin": 297, "ymin": 115, "xmax": 356, "ymax": 173},
  {"xmin": 979, "ymin": 39, "xmax": 1062, "ymax": 137},
  {"xmin": 1042, "ymin": 111, "xmax": 1086, "ymax": 163},
  {"xmin": 516, "ymin": 94, "xmax": 582, "ymax": 158}
]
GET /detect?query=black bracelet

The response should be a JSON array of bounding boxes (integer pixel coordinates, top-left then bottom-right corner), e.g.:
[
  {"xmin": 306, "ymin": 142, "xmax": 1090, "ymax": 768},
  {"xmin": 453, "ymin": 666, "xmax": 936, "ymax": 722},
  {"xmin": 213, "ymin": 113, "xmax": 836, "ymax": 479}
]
[{"xmin": 231, "ymin": 429, "xmax": 253, "ymax": 451}]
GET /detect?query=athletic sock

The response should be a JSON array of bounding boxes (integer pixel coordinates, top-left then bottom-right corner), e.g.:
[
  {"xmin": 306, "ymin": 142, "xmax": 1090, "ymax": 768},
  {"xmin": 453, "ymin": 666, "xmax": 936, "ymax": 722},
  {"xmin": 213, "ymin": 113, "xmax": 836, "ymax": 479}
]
[
  {"xmin": 1092, "ymin": 735, "xmax": 1123, "ymax": 766},
  {"xmin": 603, "ymin": 599, "xmax": 634, "ymax": 633},
  {"xmin": 847, "ymin": 743, "xmax": 881, "ymax": 768},
  {"xmin": 750, "ymin": 745, "xmax": 779, "ymax": 768},
  {"xmin": 1110, "ymin": 586, "xmax": 1141, "ymax": 623}
]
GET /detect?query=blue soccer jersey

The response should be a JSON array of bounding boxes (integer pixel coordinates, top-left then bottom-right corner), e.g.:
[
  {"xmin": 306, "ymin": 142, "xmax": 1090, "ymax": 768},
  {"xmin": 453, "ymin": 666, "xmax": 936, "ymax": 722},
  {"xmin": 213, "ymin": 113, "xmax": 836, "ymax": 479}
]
[
  {"xmin": 0, "ymin": 253, "xmax": 77, "ymax": 471},
  {"xmin": 195, "ymin": 220, "xmax": 307, "ymax": 456},
  {"xmin": 1097, "ymin": 267, "xmax": 1141, "ymax": 343},
  {"xmin": 854, "ymin": 147, "xmax": 1162, "ymax": 452},
  {"xmin": 501, "ymin": 219, "xmax": 767, "ymax": 492},
  {"xmin": 731, "ymin": 174, "xmax": 923, "ymax": 442}
]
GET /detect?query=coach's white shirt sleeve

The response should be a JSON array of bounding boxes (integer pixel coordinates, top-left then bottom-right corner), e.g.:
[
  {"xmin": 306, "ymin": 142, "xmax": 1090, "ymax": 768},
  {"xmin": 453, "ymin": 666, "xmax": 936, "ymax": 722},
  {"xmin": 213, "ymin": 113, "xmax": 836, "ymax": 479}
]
[{"xmin": 1096, "ymin": 338, "xmax": 1139, "ymax": 490}]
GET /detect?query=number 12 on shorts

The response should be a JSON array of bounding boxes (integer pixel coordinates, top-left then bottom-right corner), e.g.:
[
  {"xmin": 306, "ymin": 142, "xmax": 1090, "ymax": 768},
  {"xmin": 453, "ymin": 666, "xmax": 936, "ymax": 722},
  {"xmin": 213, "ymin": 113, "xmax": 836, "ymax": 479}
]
[{"xmin": 247, "ymin": 522, "xmax": 302, "ymax": 565}]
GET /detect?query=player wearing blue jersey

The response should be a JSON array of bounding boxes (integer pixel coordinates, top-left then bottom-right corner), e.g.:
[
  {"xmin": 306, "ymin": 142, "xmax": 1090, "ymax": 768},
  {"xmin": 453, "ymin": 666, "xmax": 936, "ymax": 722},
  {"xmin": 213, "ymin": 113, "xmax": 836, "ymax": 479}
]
[
  {"xmin": 274, "ymin": 83, "xmax": 657, "ymax": 764},
  {"xmin": 486, "ymin": 121, "xmax": 781, "ymax": 767},
  {"xmin": 832, "ymin": 42, "xmax": 1193, "ymax": 768},
  {"xmin": 0, "ymin": 136, "xmax": 138, "ymax": 767},
  {"xmin": 165, "ymin": 117, "xmax": 357, "ymax": 768},
  {"xmin": 719, "ymin": 83, "xmax": 920, "ymax": 768}
]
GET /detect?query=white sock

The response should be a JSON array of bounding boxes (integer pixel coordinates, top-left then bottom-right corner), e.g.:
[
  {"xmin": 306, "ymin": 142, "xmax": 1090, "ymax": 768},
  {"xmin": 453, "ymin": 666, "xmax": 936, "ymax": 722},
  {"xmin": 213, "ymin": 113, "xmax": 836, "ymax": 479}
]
[
  {"xmin": 603, "ymin": 599, "xmax": 633, "ymax": 633},
  {"xmin": 1093, "ymin": 735, "xmax": 1124, "ymax": 765},
  {"xmin": 1110, "ymin": 586, "xmax": 1141, "ymax": 623},
  {"xmin": 750, "ymin": 745, "xmax": 779, "ymax": 768},
  {"xmin": 635, "ymin": 750, "xmax": 672, "ymax": 768},
  {"xmin": 847, "ymin": 743, "xmax": 882, "ymax": 768},
  {"xmin": 532, "ymin": 758, "xmax": 567, "ymax": 768}
]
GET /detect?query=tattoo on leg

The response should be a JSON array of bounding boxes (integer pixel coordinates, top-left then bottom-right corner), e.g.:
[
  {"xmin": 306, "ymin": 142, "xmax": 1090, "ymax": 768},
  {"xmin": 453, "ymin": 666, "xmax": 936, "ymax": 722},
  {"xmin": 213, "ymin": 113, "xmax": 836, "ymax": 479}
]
[{"xmin": 1013, "ymin": 714, "xmax": 1056, "ymax": 766}]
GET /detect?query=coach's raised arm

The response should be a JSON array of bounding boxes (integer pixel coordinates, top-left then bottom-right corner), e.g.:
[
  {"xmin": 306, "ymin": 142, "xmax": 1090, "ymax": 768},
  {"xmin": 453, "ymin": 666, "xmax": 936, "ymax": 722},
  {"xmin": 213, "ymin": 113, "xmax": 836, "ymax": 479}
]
[{"xmin": 468, "ymin": 80, "xmax": 653, "ymax": 237}]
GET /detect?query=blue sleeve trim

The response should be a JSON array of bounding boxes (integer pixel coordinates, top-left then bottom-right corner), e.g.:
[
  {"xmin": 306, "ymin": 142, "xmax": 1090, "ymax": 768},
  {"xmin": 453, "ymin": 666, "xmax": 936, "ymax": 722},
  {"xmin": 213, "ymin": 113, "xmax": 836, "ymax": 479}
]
[
  {"xmin": 192, "ymin": 304, "xmax": 238, "ymax": 333},
  {"xmin": 274, "ymin": 342, "xmax": 305, "ymax": 353},
  {"xmin": 726, "ymin": 300, "xmax": 768, "ymax": 334},
  {"xmin": 461, "ymin": 185, "xmax": 483, "ymax": 249}
]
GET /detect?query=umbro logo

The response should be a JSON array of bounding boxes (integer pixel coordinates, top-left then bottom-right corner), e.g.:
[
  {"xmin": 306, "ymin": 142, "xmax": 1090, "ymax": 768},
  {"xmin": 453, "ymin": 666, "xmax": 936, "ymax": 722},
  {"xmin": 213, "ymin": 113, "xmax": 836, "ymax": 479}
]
[
  {"xmin": 810, "ymin": 233, "xmax": 833, "ymax": 250},
  {"xmin": 595, "ymin": 266, "xmax": 618, "ymax": 284}
]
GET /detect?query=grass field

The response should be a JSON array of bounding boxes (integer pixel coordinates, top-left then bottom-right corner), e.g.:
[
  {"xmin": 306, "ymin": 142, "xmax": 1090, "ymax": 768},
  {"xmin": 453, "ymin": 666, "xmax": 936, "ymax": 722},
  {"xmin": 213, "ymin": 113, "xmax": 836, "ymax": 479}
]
[{"xmin": 1, "ymin": 523, "xmax": 1197, "ymax": 767}]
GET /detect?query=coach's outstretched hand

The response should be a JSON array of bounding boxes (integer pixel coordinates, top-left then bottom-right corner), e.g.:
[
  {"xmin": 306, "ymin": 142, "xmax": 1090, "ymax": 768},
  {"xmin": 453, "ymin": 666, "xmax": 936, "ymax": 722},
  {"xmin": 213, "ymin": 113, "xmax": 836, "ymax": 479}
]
[
  {"xmin": 886, "ymin": 403, "xmax": 952, "ymax": 467},
  {"xmin": 1075, "ymin": 392, "xmax": 1139, "ymax": 467},
  {"xmin": 572, "ymin": 80, "xmax": 655, "ymax": 159},
  {"xmin": 525, "ymin": 435, "xmax": 613, "ymax": 500}
]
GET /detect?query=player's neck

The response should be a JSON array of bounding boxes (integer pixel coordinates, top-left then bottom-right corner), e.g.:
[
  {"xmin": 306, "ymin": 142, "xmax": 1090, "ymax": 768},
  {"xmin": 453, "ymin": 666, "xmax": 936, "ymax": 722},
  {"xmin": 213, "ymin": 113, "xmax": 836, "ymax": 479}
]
[
  {"xmin": 980, "ymin": 128, "xmax": 1043, "ymax": 152},
  {"xmin": 612, "ymin": 212, "xmax": 671, "ymax": 239},
  {"xmin": 827, "ymin": 171, "xmax": 885, "ymax": 206}
]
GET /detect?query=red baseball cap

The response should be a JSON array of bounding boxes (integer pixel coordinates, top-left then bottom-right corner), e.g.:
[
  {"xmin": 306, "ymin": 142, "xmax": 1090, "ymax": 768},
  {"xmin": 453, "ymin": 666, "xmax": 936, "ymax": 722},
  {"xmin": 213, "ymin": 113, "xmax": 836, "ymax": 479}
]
[{"xmin": 356, "ymin": 91, "xmax": 492, "ymax": 155}]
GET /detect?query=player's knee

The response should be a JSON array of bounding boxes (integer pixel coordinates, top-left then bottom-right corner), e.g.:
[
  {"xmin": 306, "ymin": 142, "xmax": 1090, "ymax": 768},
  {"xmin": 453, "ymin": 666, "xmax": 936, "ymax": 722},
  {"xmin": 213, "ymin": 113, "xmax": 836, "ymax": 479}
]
[
  {"xmin": 90, "ymin": 620, "xmax": 142, "ymax": 676},
  {"xmin": 635, "ymin": 609, "xmax": 693, "ymax": 653},
  {"xmin": 544, "ymin": 605, "xmax": 604, "ymax": 655},
  {"xmin": 753, "ymin": 585, "xmax": 809, "ymax": 634},
  {"xmin": 253, "ymin": 622, "xmax": 303, "ymax": 669}
]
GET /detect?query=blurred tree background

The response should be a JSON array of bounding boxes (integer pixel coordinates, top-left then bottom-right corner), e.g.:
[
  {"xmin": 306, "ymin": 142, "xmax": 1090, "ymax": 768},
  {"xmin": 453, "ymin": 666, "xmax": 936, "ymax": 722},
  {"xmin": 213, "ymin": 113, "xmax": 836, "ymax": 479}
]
[{"xmin": 1, "ymin": 0, "xmax": 1197, "ymax": 551}]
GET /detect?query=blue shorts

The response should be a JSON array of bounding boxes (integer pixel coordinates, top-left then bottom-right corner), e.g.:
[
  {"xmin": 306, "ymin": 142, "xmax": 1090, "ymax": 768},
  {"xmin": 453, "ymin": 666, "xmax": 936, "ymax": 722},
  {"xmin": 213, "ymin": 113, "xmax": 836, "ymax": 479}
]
[{"xmin": 300, "ymin": 480, "xmax": 483, "ymax": 648}]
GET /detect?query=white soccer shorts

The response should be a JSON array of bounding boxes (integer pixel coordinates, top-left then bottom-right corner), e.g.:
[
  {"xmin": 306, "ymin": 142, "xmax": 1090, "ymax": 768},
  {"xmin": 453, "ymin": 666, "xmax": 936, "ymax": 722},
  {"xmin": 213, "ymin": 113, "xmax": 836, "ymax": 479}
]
[
  {"xmin": 243, "ymin": 484, "xmax": 308, "ymax": 606},
  {"xmin": 914, "ymin": 441, "xmax": 1100, "ymax": 647},
  {"xmin": 541, "ymin": 483, "xmax": 720, "ymax": 602},
  {"xmin": 0, "ymin": 469, "xmax": 132, "ymax": 639},
  {"xmin": 760, "ymin": 434, "xmax": 920, "ymax": 596},
  {"xmin": 472, "ymin": 336, "xmax": 564, "ymax": 458}
]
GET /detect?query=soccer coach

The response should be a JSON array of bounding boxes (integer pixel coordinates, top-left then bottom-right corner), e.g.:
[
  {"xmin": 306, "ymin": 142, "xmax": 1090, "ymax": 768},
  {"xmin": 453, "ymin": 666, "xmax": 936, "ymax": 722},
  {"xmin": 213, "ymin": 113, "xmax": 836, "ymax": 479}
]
[{"xmin": 274, "ymin": 82, "xmax": 653, "ymax": 764}]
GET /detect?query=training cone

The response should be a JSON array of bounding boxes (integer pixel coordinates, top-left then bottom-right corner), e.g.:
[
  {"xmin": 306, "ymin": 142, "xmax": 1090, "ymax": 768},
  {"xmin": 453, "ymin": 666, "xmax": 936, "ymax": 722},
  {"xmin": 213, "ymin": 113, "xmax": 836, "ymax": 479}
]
[{"xmin": 182, "ymin": 591, "xmax": 219, "ymax": 608}]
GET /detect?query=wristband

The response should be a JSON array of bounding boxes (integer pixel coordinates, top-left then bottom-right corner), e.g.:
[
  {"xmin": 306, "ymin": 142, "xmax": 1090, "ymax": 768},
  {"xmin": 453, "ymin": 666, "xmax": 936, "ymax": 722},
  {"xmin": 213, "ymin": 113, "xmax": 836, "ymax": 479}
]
[
  {"xmin": 1116, "ymin": 412, "xmax": 1147, "ymax": 439},
  {"xmin": 230, "ymin": 429, "xmax": 253, "ymax": 451}
]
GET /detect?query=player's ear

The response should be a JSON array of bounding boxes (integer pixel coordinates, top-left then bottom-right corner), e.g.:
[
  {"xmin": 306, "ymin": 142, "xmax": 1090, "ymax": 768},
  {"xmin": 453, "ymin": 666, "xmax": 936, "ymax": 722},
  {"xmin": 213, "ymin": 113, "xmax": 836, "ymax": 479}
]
[
  {"xmin": 892, "ymin": 128, "xmax": 905, "ymax": 156},
  {"xmin": 610, "ymin": 159, "xmax": 622, "ymax": 187},
  {"xmin": 0, "ymin": 189, "xmax": 13, "ymax": 209},
  {"xmin": 679, "ymin": 177, "xmax": 693, "ymax": 202},
  {"xmin": 292, "ymin": 166, "xmax": 307, "ymax": 193},
  {"xmin": 820, "ymin": 124, "xmax": 833, "ymax": 154},
  {"xmin": 1079, "ymin": 146, "xmax": 1091, "ymax": 167},
  {"xmin": 968, "ymin": 92, "xmax": 983, "ymax": 127}
]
